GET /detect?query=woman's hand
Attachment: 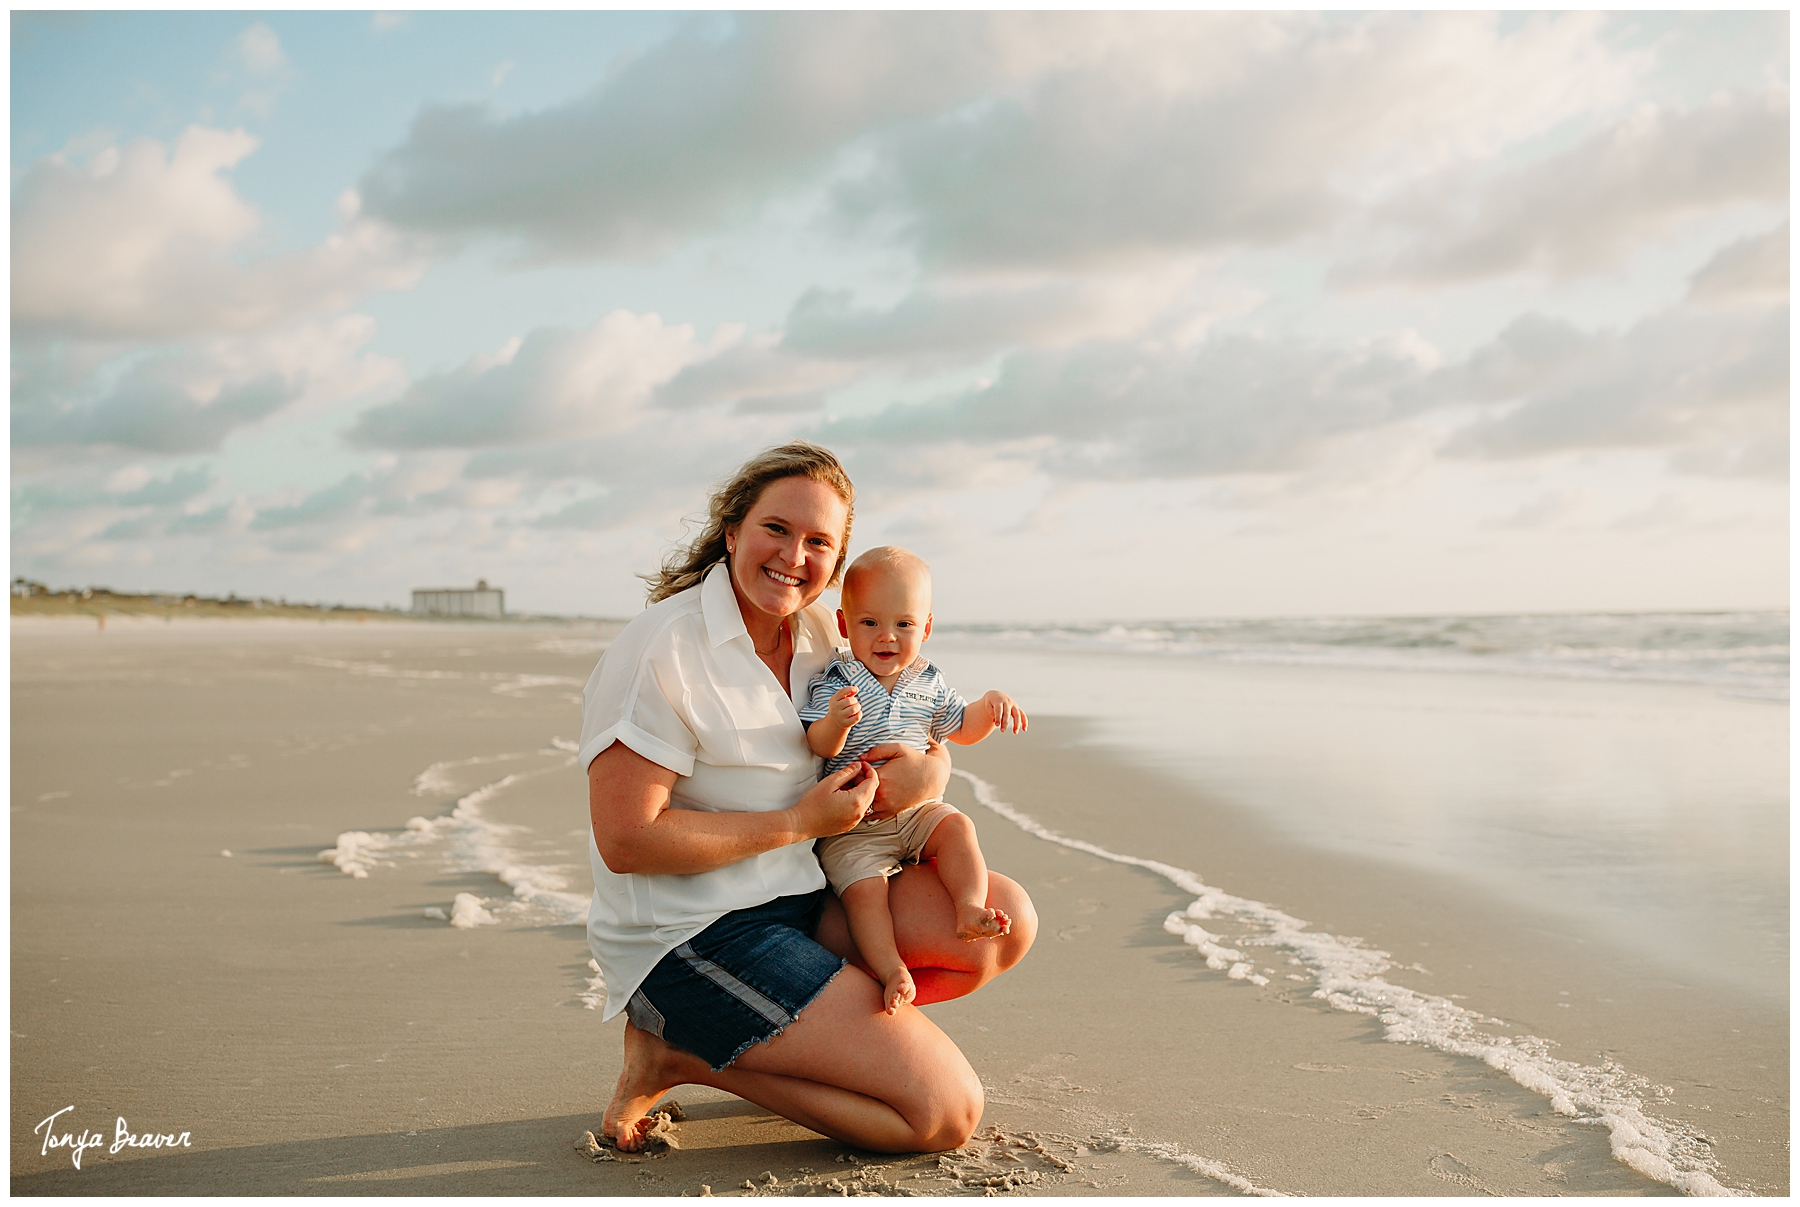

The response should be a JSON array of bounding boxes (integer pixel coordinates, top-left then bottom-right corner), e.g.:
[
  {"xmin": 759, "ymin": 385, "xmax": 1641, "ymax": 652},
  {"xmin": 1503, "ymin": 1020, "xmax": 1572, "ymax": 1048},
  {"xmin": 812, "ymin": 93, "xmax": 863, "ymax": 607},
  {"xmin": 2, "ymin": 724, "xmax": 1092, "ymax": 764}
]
[
  {"xmin": 591, "ymin": 741, "xmax": 870, "ymax": 876},
  {"xmin": 792, "ymin": 760, "xmax": 879, "ymax": 838},
  {"xmin": 863, "ymin": 740, "xmax": 952, "ymax": 818}
]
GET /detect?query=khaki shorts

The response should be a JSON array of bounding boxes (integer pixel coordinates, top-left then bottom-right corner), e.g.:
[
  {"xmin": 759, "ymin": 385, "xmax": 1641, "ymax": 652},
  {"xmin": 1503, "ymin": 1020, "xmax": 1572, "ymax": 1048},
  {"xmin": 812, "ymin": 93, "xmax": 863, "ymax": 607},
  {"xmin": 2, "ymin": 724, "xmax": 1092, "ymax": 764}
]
[{"xmin": 815, "ymin": 799, "xmax": 961, "ymax": 894}]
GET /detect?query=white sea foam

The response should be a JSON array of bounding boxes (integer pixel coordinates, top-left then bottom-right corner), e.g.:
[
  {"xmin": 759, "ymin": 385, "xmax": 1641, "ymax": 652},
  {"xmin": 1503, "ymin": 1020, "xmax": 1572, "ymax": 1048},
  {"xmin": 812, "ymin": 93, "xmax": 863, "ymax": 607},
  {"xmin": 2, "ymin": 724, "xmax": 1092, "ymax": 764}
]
[
  {"xmin": 954, "ymin": 768, "xmax": 1746, "ymax": 1198},
  {"xmin": 412, "ymin": 751, "xmax": 533, "ymax": 798},
  {"xmin": 534, "ymin": 636, "xmax": 613, "ymax": 656},
  {"xmin": 578, "ymin": 958, "xmax": 608, "ymax": 1011},
  {"xmin": 1090, "ymin": 1134, "xmax": 1286, "ymax": 1196},
  {"xmin": 319, "ymin": 744, "xmax": 591, "ymax": 926},
  {"xmin": 450, "ymin": 892, "xmax": 497, "ymax": 929},
  {"xmin": 295, "ymin": 656, "xmax": 582, "ymax": 700}
]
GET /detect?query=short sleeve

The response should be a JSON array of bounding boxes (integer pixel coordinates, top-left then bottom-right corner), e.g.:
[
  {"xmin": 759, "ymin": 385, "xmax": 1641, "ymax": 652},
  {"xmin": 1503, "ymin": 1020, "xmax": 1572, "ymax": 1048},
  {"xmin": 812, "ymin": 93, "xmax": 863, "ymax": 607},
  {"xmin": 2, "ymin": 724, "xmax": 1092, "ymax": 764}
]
[
  {"xmin": 797, "ymin": 665, "xmax": 843, "ymax": 723},
  {"xmin": 579, "ymin": 614, "xmax": 702, "ymax": 776},
  {"xmin": 929, "ymin": 678, "xmax": 968, "ymax": 743}
]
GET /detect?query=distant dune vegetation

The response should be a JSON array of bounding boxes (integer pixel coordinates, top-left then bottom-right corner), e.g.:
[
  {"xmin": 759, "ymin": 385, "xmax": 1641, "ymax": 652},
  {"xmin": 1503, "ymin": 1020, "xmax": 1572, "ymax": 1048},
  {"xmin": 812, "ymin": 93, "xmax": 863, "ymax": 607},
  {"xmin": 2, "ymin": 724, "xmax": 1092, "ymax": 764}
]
[{"xmin": 11, "ymin": 579, "xmax": 403, "ymax": 622}]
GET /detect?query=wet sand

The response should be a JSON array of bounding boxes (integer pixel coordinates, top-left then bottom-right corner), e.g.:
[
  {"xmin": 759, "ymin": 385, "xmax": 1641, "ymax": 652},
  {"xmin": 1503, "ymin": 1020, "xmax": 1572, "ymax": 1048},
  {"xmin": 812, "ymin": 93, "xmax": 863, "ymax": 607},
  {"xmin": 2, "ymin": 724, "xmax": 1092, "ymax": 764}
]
[{"xmin": 10, "ymin": 617, "xmax": 1786, "ymax": 1195}]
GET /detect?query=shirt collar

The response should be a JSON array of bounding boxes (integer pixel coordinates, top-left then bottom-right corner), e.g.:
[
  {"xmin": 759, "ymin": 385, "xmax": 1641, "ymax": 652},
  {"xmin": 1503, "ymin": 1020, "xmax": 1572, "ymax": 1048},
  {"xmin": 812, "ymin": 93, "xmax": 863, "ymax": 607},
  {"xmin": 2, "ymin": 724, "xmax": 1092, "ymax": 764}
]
[
  {"xmin": 701, "ymin": 561, "xmax": 749, "ymax": 649},
  {"xmin": 701, "ymin": 559, "xmax": 811, "ymax": 652}
]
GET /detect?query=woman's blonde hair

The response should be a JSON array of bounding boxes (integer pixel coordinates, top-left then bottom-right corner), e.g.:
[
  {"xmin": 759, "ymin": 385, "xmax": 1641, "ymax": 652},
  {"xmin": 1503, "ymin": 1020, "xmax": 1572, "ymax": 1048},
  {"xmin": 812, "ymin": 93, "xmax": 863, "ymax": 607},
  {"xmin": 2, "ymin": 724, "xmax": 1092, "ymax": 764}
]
[{"xmin": 643, "ymin": 441, "xmax": 856, "ymax": 604}]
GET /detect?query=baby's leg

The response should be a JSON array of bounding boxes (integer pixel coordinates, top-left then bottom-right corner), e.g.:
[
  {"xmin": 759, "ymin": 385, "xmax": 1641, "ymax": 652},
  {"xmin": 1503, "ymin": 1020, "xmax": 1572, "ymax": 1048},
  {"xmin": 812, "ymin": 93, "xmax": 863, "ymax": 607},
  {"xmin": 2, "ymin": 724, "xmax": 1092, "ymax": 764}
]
[
  {"xmin": 838, "ymin": 877, "xmax": 916, "ymax": 1015},
  {"xmin": 920, "ymin": 813, "xmax": 1010, "ymax": 940}
]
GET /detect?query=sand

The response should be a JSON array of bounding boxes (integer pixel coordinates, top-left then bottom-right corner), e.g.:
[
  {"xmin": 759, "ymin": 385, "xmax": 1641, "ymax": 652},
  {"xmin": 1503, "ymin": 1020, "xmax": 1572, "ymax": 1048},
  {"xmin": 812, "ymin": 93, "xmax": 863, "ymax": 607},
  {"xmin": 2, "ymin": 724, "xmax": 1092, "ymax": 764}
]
[{"xmin": 10, "ymin": 616, "xmax": 1787, "ymax": 1195}]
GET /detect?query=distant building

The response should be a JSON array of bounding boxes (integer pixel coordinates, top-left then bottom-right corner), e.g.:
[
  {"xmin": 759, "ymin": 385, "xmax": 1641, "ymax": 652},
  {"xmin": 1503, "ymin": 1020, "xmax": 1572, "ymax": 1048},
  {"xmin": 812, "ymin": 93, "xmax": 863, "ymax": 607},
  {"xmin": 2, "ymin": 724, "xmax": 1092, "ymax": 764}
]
[{"xmin": 412, "ymin": 579, "xmax": 505, "ymax": 618}]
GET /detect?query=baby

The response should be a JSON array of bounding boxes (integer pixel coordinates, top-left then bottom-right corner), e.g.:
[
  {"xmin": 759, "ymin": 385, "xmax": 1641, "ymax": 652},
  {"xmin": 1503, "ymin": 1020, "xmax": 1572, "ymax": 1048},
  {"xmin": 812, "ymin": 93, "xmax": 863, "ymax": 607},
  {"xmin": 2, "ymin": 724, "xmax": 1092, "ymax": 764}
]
[{"xmin": 799, "ymin": 546, "xmax": 1028, "ymax": 1015}]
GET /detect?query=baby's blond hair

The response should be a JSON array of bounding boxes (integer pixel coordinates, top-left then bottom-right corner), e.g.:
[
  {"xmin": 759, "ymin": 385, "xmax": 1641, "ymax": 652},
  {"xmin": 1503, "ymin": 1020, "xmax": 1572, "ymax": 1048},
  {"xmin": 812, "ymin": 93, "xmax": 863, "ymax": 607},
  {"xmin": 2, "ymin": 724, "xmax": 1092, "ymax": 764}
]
[{"xmin": 840, "ymin": 545, "xmax": 931, "ymax": 609}]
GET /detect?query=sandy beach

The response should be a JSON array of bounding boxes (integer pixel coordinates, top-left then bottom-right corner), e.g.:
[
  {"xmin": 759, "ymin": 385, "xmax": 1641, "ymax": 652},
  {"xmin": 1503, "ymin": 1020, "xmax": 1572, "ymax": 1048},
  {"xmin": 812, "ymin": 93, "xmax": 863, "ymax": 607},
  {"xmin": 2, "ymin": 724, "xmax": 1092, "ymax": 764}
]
[{"xmin": 11, "ymin": 615, "xmax": 1786, "ymax": 1195}]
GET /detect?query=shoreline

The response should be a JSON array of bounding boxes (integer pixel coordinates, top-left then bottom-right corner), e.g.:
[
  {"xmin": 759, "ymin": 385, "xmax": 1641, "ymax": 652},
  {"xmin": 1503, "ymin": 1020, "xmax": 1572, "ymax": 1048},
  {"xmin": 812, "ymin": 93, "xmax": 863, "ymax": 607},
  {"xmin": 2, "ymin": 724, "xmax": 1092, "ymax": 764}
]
[{"xmin": 10, "ymin": 620, "xmax": 1785, "ymax": 1195}]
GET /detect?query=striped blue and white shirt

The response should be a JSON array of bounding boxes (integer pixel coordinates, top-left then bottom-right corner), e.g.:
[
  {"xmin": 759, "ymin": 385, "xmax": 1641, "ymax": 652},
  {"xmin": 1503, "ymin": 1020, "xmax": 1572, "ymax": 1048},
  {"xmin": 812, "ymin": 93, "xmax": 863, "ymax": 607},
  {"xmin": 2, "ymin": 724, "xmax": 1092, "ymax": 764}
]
[{"xmin": 800, "ymin": 652, "xmax": 967, "ymax": 781}]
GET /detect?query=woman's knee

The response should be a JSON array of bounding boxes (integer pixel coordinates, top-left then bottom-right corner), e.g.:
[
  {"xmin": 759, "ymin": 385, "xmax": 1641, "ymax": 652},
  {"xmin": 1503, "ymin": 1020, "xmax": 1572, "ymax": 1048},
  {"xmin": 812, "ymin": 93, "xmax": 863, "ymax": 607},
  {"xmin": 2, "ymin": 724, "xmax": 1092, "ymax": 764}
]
[
  {"xmin": 987, "ymin": 873, "xmax": 1037, "ymax": 969},
  {"xmin": 916, "ymin": 1058, "xmax": 984, "ymax": 1151}
]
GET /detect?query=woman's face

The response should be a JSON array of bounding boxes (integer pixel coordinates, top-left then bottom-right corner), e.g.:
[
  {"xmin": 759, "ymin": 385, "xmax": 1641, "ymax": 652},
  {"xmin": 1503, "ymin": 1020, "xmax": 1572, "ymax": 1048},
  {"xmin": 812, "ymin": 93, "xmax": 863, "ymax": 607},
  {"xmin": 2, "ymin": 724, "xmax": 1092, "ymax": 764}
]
[{"xmin": 726, "ymin": 476, "xmax": 849, "ymax": 623}]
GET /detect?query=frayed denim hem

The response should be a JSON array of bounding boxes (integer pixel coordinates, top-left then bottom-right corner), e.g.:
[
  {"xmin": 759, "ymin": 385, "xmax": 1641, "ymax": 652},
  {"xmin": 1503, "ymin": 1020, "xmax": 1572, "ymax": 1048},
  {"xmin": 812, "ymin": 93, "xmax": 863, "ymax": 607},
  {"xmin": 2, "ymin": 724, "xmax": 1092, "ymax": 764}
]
[{"xmin": 712, "ymin": 957, "xmax": 847, "ymax": 1072}]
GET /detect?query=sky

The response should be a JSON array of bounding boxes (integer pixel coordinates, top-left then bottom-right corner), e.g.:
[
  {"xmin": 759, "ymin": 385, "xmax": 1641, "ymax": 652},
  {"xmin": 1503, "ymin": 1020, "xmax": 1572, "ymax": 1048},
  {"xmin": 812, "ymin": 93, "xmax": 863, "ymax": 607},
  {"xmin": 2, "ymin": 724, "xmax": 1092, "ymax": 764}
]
[{"xmin": 9, "ymin": 11, "xmax": 1789, "ymax": 621}]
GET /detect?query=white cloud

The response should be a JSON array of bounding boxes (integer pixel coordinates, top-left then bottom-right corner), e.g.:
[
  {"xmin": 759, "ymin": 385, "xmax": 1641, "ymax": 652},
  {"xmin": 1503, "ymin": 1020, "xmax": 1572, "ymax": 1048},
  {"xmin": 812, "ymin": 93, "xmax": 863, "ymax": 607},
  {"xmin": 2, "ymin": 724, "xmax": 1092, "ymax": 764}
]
[
  {"xmin": 1687, "ymin": 222, "xmax": 1788, "ymax": 305},
  {"xmin": 348, "ymin": 310, "xmax": 709, "ymax": 449},
  {"xmin": 218, "ymin": 22, "xmax": 295, "ymax": 117},
  {"xmin": 782, "ymin": 264, "xmax": 1203, "ymax": 371},
  {"xmin": 824, "ymin": 329, "xmax": 1438, "ymax": 482},
  {"xmin": 12, "ymin": 127, "xmax": 430, "ymax": 341},
  {"xmin": 12, "ymin": 315, "xmax": 405, "ymax": 456},
  {"xmin": 233, "ymin": 22, "xmax": 288, "ymax": 75},
  {"xmin": 1440, "ymin": 299, "xmax": 1786, "ymax": 475},
  {"xmin": 357, "ymin": 13, "xmax": 1641, "ymax": 269},
  {"xmin": 842, "ymin": 13, "xmax": 1644, "ymax": 272},
  {"xmin": 1342, "ymin": 88, "xmax": 1788, "ymax": 284}
]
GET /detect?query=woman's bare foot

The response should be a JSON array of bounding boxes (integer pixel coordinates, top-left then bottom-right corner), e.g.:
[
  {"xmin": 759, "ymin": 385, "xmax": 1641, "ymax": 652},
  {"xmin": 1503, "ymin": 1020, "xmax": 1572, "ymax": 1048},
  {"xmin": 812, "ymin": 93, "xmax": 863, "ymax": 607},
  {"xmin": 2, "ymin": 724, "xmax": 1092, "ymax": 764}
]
[
  {"xmin": 602, "ymin": 1021, "xmax": 705, "ymax": 1151},
  {"xmin": 879, "ymin": 965, "xmax": 917, "ymax": 1015},
  {"xmin": 955, "ymin": 905, "xmax": 1011, "ymax": 941}
]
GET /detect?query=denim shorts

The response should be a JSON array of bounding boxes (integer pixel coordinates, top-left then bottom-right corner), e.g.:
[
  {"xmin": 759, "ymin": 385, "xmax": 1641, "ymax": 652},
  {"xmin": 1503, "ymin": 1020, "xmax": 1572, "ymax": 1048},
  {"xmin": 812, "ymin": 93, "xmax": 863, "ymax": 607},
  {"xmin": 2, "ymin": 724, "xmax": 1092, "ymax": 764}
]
[{"xmin": 625, "ymin": 891, "xmax": 846, "ymax": 1071}]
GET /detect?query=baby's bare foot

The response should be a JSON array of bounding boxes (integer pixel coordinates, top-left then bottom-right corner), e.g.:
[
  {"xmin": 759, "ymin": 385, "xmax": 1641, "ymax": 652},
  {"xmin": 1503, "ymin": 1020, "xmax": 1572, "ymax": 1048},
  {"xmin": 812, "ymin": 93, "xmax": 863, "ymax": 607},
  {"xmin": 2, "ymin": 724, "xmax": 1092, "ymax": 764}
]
[
  {"xmin": 956, "ymin": 905, "xmax": 1011, "ymax": 941},
  {"xmin": 881, "ymin": 967, "xmax": 917, "ymax": 1015}
]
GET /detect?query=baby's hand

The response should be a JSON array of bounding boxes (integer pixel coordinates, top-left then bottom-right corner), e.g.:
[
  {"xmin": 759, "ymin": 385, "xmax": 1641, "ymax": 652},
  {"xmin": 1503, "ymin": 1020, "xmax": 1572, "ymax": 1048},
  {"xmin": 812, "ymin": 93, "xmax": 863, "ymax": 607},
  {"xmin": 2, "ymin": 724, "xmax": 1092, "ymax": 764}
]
[
  {"xmin": 983, "ymin": 691, "xmax": 1028, "ymax": 735},
  {"xmin": 828, "ymin": 685, "xmax": 862, "ymax": 730}
]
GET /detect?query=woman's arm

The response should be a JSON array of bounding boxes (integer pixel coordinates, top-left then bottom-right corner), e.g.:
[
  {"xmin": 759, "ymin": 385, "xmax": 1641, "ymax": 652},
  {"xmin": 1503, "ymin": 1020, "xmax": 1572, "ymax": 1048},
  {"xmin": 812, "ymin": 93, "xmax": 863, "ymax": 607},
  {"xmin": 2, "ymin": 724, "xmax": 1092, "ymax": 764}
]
[
  {"xmin": 862, "ymin": 739, "xmax": 953, "ymax": 819},
  {"xmin": 590, "ymin": 740, "xmax": 876, "ymax": 876}
]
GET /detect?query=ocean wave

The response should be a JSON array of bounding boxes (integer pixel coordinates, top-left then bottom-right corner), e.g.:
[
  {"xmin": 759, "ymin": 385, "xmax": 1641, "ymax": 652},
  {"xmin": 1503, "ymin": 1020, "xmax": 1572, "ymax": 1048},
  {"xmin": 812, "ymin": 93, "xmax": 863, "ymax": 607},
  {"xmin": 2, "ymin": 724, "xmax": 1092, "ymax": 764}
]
[
  {"xmin": 316, "ymin": 741, "xmax": 590, "ymax": 926},
  {"xmin": 937, "ymin": 611, "xmax": 1788, "ymax": 699}
]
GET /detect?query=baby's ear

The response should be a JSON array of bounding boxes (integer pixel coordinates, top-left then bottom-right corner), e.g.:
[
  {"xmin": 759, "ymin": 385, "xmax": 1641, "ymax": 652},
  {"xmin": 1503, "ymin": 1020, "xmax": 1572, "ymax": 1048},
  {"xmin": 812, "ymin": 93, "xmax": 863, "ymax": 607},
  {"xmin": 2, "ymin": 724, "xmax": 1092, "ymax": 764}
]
[
  {"xmin": 923, "ymin": 613, "xmax": 933, "ymax": 640},
  {"xmin": 836, "ymin": 609, "xmax": 849, "ymax": 638}
]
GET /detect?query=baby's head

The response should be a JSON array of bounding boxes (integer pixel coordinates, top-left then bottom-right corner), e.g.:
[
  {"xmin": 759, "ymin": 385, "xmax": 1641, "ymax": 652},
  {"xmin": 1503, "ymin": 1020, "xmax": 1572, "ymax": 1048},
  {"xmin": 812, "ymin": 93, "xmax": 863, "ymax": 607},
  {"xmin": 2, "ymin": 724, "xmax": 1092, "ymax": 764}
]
[{"xmin": 837, "ymin": 546, "xmax": 933, "ymax": 679}]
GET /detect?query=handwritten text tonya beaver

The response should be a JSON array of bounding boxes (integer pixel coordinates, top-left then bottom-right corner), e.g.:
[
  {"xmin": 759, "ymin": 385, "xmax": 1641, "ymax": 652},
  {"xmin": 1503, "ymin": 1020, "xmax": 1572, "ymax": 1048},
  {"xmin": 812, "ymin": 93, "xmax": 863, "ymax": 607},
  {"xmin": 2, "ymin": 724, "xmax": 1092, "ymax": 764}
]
[{"xmin": 35, "ymin": 1106, "xmax": 192, "ymax": 1169}]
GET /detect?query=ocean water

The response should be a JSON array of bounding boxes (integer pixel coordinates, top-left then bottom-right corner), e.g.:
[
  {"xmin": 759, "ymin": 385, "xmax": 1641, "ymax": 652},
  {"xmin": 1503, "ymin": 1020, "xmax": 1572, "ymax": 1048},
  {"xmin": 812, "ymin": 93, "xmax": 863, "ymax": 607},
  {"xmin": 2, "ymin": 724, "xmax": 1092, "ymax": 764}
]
[
  {"xmin": 931, "ymin": 611, "xmax": 1789, "ymax": 1001},
  {"xmin": 939, "ymin": 610, "xmax": 1789, "ymax": 701}
]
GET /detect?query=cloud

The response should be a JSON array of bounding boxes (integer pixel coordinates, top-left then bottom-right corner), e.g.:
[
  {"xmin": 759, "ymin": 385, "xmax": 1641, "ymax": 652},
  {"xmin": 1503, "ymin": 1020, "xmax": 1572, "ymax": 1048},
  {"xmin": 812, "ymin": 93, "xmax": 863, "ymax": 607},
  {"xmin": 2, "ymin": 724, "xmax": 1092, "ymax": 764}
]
[
  {"xmin": 1440, "ymin": 300, "xmax": 1786, "ymax": 475},
  {"xmin": 833, "ymin": 12, "xmax": 1641, "ymax": 271},
  {"xmin": 1688, "ymin": 222, "xmax": 1788, "ymax": 305},
  {"xmin": 651, "ymin": 329, "xmax": 853, "ymax": 411},
  {"xmin": 816, "ymin": 263, "xmax": 1785, "ymax": 492},
  {"xmin": 11, "ymin": 467, "xmax": 213, "ymax": 521},
  {"xmin": 358, "ymin": 13, "xmax": 1638, "ymax": 269},
  {"xmin": 781, "ymin": 264, "xmax": 1201, "ymax": 370},
  {"xmin": 11, "ymin": 316, "xmax": 393, "ymax": 456},
  {"xmin": 250, "ymin": 472, "xmax": 377, "ymax": 530},
  {"xmin": 115, "ymin": 466, "xmax": 215, "ymax": 506},
  {"xmin": 1343, "ymin": 88, "xmax": 1788, "ymax": 284},
  {"xmin": 347, "ymin": 310, "xmax": 706, "ymax": 449},
  {"xmin": 358, "ymin": 13, "xmax": 1017, "ymax": 261},
  {"xmin": 232, "ymin": 22, "xmax": 288, "ymax": 75},
  {"xmin": 11, "ymin": 126, "xmax": 430, "ymax": 341},
  {"xmin": 13, "ymin": 362, "xmax": 300, "ymax": 453},
  {"xmin": 824, "ymin": 329, "xmax": 1438, "ymax": 483}
]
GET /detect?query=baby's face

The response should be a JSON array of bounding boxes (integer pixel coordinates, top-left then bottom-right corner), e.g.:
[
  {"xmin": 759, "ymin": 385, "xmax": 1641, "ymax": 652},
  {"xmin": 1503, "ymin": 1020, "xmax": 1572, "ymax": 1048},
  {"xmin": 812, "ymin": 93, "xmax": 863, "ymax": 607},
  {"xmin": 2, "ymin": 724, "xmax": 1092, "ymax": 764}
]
[{"xmin": 837, "ymin": 566, "xmax": 933, "ymax": 681}]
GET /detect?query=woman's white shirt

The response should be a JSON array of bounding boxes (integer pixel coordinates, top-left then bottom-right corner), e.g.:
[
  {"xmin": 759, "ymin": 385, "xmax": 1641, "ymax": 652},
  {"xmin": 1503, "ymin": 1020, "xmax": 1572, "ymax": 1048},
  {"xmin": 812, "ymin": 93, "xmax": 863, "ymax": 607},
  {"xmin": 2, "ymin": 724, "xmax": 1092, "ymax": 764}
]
[{"xmin": 579, "ymin": 561, "xmax": 837, "ymax": 1020}]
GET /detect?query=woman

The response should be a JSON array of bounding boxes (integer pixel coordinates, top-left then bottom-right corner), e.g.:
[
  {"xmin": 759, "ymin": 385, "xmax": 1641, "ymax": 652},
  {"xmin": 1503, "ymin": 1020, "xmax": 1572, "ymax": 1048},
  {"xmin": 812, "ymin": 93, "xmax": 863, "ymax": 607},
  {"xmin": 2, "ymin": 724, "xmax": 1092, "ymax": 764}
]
[{"xmin": 580, "ymin": 441, "xmax": 1037, "ymax": 1153}]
